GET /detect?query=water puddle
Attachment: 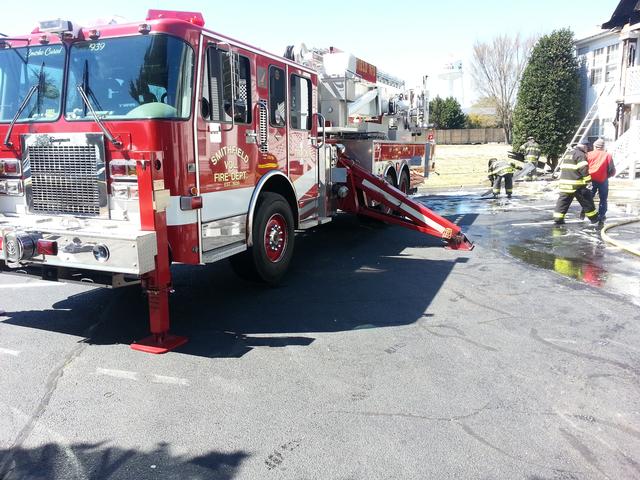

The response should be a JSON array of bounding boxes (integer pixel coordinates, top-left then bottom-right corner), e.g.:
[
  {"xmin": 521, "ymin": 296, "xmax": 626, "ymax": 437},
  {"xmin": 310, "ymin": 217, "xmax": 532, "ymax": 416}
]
[
  {"xmin": 416, "ymin": 190, "xmax": 640, "ymax": 305},
  {"xmin": 505, "ymin": 226, "xmax": 640, "ymax": 305}
]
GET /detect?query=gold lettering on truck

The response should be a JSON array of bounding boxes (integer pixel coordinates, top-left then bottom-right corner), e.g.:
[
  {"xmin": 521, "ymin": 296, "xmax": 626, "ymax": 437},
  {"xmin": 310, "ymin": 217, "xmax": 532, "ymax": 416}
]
[{"xmin": 210, "ymin": 146, "xmax": 250, "ymax": 166}]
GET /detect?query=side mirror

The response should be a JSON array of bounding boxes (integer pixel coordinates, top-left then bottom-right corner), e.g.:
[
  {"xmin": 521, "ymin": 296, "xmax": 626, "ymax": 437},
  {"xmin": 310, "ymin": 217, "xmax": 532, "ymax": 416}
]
[{"xmin": 201, "ymin": 97, "xmax": 210, "ymax": 119}]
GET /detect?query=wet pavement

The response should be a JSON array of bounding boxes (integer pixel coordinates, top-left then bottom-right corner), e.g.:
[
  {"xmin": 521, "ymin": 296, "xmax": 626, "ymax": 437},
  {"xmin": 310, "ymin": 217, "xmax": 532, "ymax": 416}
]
[{"xmin": 416, "ymin": 184, "xmax": 640, "ymax": 306}]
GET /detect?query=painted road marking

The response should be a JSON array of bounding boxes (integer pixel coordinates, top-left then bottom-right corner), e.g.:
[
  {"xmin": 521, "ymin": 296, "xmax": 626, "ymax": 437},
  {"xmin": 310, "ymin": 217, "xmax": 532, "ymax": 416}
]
[
  {"xmin": 151, "ymin": 374, "xmax": 190, "ymax": 386},
  {"xmin": 0, "ymin": 282, "xmax": 66, "ymax": 289},
  {"xmin": 0, "ymin": 347, "xmax": 20, "ymax": 356},
  {"xmin": 96, "ymin": 368, "xmax": 138, "ymax": 381},
  {"xmin": 95, "ymin": 368, "xmax": 190, "ymax": 386},
  {"xmin": 543, "ymin": 338, "xmax": 578, "ymax": 344}
]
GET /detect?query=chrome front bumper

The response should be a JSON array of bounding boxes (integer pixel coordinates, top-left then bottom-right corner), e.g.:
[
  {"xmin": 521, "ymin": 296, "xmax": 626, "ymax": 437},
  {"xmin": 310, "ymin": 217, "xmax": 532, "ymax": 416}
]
[{"xmin": 0, "ymin": 214, "xmax": 157, "ymax": 276}]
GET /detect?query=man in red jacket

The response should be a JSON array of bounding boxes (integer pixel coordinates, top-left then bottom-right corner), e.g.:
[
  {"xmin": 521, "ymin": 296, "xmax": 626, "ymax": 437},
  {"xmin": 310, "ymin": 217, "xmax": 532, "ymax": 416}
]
[{"xmin": 587, "ymin": 138, "xmax": 616, "ymax": 223}]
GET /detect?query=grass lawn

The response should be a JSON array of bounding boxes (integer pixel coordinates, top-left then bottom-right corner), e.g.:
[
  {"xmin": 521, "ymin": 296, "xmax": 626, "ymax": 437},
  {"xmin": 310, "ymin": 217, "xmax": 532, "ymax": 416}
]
[{"xmin": 419, "ymin": 143, "xmax": 514, "ymax": 189}]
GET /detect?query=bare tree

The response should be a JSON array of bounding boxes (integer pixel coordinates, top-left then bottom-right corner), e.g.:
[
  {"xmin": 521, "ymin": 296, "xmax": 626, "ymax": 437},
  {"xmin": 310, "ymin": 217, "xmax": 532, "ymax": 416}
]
[{"xmin": 471, "ymin": 34, "xmax": 536, "ymax": 144}]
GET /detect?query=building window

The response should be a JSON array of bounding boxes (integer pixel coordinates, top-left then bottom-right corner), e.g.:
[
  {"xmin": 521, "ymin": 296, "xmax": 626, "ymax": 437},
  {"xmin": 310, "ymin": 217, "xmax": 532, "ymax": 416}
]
[
  {"xmin": 605, "ymin": 64, "xmax": 618, "ymax": 83},
  {"xmin": 606, "ymin": 44, "xmax": 619, "ymax": 63},
  {"xmin": 628, "ymin": 41, "xmax": 637, "ymax": 67},
  {"xmin": 591, "ymin": 67, "xmax": 603, "ymax": 85},
  {"xmin": 589, "ymin": 118, "xmax": 602, "ymax": 138},
  {"xmin": 592, "ymin": 47, "xmax": 604, "ymax": 66},
  {"xmin": 289, "ymin": 75, "xmax": 311, "ymax": 130}
]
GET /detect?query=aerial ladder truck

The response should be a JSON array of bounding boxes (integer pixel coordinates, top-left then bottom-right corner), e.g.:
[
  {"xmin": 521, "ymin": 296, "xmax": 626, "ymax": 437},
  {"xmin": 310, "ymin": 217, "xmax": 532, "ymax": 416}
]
[{"xmin": 0, "ymin": 10, "xmax": 472, "ymax": 353}]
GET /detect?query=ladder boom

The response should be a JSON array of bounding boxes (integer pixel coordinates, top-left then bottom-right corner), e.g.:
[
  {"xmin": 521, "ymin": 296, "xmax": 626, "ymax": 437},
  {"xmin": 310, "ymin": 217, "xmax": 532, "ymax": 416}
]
[{"xmin": 337, "ymin": 155, "xmax": 473, "ymax": 251}]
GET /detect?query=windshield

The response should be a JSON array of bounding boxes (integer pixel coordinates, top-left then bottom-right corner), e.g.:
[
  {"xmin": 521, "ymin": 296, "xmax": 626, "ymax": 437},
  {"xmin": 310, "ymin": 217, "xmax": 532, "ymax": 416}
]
[
  {"xmin": 0, "ymin": 44, "xmax": 65, "ymax": 122},
  {"xmin": 66, "ymin": 34, "xmax": 194, "ymax": 120}
]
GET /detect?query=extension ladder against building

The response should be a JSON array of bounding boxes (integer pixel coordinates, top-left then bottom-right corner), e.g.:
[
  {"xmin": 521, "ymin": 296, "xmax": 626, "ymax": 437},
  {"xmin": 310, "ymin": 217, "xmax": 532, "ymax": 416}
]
[{"xmin": 553, "ymin": 83, "xmax": 615, "ymax": 176}]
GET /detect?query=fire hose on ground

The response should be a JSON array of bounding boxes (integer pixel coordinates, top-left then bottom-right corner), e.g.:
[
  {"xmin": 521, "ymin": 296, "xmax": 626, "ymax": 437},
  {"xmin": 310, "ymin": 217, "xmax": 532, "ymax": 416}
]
[{"xmin": 601, "ymin": 217, "xmax": 640, "ymax": 257}]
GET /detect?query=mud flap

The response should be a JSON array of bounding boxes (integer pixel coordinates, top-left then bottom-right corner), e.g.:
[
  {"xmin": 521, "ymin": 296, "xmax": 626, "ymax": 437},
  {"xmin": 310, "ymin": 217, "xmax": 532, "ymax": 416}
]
[{"xmin": 337, "ymin": 155, "xmax": 473, "ymax": 250}]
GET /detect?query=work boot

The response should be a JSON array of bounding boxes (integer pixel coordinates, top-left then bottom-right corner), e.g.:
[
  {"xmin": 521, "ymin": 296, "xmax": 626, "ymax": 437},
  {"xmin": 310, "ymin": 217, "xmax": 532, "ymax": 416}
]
[
  {"xmin": 507, "ymin": 194, "xmax": 512, "ymax": 199},
  {"xmin": 590, "ymin": 216, "xmax": 600, "ymax": 225},
  {"xmin": 579, "ymin": 210, "xmax": 585, "ymax": 220},
  {"xmin": 554, "ymin": 219, "xmax": 565, "ymax": 225}
]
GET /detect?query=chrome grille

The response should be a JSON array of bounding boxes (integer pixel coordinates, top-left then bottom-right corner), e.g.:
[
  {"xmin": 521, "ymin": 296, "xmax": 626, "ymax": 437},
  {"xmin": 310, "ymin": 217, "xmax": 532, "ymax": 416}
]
[{"xmin": 28, "ymin": 144, "xmax": 100, "ymax": 216}]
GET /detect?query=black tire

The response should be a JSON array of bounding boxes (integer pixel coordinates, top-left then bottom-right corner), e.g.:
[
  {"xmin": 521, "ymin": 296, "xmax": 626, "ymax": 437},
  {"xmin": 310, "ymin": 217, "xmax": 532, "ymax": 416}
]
[
  {"xmin": 398, "ymin": 169, "xmax": 410, "ymax": 195},
  {"xmin": 385, "ymin": 171, "xmax": 396, "ymax": 188},
  {"xmin": 229, "ymin": 192, "xmax": 295, "ymax": 285}
]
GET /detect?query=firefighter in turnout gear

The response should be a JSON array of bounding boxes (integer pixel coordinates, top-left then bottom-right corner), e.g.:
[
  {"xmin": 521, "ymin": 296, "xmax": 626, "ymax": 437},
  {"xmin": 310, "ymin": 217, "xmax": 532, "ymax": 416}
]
[
  {"xmin": 488, "ymin": 158, "xmax": 516, "ymax": 198},
  {"xmin": 520, "ymin": 136, "xmax": 541, "ymax": 181},
  {"xmin": 553, "ymin": 141, "xmax": 599, "ymax": 225}
]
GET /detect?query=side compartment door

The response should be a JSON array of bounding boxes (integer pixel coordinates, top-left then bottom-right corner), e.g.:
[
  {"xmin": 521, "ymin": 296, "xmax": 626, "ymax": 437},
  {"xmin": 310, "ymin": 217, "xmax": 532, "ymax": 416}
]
[
  {"xmin": 287, "ymin": 67, "xmax": 319, "ymax": 222},
  {"xmin": 197, "ymin": 41, "xmax": 258, "ymax": 252}
]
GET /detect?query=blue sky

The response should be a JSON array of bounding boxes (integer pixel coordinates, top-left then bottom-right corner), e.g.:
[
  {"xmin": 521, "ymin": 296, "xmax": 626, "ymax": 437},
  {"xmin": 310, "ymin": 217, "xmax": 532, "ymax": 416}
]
[{"xmin": 0, "ymin": 0, "xmax": 619, "ymax": 104}]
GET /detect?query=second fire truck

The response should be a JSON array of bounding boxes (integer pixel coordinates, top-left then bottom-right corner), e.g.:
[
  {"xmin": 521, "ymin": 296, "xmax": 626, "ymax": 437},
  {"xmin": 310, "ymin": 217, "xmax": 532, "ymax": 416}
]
[{"xmin": 0, "ymin": 10, "xmax": 471, "ymax": 353}]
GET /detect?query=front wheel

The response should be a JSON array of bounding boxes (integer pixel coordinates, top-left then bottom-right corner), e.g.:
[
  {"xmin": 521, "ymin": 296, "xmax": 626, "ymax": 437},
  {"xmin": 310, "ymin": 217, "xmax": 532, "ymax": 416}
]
[{"xmin": 229, "ymin": 192, "xmax": 295, "ymax": 284}]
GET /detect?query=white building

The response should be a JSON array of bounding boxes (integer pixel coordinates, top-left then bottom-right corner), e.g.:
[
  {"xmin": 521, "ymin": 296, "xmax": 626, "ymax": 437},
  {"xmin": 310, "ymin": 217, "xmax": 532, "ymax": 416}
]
[
  {"xmin": 576, "ymin": 31, "xmax": 622, "ymax": 142},
  {"xmin": 575, "ymin": 0, "xmax": 639, "ymax": 179}
]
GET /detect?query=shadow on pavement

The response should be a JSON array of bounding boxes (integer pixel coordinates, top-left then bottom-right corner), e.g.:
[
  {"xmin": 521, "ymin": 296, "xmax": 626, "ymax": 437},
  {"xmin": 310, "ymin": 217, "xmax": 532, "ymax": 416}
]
[
  {"xmin": 0, "ymin": 441, "xmax": 248, "ymax": 480},
  {"xmin": 1, "ymin": 213, "xmax": 478, "ymax": 358}
]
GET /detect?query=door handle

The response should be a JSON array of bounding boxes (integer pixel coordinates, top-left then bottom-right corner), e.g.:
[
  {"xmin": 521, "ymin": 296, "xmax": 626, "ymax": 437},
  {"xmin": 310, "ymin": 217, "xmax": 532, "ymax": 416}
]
[{"xmin": 245, "ymin": 130, "xmax": 258, "ymax": 144}]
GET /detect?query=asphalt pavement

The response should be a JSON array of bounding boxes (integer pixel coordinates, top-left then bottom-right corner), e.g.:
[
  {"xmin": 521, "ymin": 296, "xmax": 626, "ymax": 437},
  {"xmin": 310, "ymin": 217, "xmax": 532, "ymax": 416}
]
[{"xmin": 1, "ymin": 187, "xmax": 639, "ymax": 479}]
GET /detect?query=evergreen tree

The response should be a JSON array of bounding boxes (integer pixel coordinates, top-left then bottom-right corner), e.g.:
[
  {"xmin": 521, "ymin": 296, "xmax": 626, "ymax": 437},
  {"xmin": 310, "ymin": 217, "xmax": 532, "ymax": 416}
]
[
  {"xmin": 513, "ymin": 29, "xmax": 581, "ymax": 166},
  {"xmin": 429, "ymin": 96, "xmax": 467, "ymax": 129}
]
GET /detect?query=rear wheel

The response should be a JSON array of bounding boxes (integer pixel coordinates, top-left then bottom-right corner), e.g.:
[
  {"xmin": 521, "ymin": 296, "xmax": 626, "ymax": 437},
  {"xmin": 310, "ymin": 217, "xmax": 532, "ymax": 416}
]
[
  {"xmin": 229, "ymin": 192, "xmax": 295, "ymax": 284},
  {"xmin": 398, "ymin": 169, "xmax": 410, "ymax": 195}
]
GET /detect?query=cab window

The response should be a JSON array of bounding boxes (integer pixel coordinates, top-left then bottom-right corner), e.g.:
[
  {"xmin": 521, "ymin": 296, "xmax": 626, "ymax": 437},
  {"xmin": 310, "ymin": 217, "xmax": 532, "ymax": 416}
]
[
  {"xmin": 202, "ymin": 47, "xmax": 251, "ymax": 124},
  {"xmin": 289, "ymin": 74, "xmax": 311, "ymax": 130},
  {"xmin": 269, "ymin": 66, "xmax": 285, "ymax": 127}
]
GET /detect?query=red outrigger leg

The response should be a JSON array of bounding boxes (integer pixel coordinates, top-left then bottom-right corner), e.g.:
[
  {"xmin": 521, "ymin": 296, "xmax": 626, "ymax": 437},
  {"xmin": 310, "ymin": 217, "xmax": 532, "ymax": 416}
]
[
  {"xmin": 338, "ymin": 155, "xmax": 474, "ymax": 251},
  {"xmin": 130, "ymin": 152, "xmax": 188, "ymax": 354}
]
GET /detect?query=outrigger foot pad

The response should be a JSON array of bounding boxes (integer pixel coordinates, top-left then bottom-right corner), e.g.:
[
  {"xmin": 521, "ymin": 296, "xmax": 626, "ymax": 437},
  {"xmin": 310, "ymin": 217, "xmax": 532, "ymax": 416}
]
[
  {"xmin": 444, "ymin": 234, "xmax": 474, "ymax": 251},
  {"xmin": 131, "ymin": 333, "xmax": 188, "ymax": 354}
]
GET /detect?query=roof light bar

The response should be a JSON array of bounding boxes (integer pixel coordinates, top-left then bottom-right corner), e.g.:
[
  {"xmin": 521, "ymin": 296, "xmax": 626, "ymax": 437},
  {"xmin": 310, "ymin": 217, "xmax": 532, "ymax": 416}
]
[{"xmin": 38, "ymin": 19, "xmax": 74, "ymax": 34}]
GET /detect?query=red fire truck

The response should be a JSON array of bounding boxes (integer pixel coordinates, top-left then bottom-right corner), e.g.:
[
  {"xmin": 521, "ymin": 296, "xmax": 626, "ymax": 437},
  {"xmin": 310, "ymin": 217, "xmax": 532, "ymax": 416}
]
[{"xmin": 0, "ymin": 10, "xmax": 471, "ymax": 353}]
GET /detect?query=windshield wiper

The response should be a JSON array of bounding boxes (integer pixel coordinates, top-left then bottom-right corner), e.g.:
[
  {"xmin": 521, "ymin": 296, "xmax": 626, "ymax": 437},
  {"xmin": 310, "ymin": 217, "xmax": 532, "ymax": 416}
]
[
  {"xmin": 4, "ymin": 62, "xmax": 48, "ymax": 147},
  {"xmin": 80, "ymin": 59, "xmax": 104, "ymax": 114},
  {"xmin": 4, "ymin": 83, "xmax": 39, "ymax": 147},
  {"xmin": 76, "ymin": 84, "xmax": 122, "ymax": 148},
  {"xmin": 76, "ymin": 59, "xmax": 120, "ymax": 147}
]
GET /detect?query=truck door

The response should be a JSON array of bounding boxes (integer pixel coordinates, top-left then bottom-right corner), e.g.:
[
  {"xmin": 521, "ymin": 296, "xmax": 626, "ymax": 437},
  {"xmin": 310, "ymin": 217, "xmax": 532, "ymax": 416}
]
[
  {"xmin": 197, "ymin": 41, "xmax": 258, "ymax": 253},
  {"xmin": 287, "ymin": 66, "xmax": 319, "ymax": 222},
  {"xmin": 253, "ymin": 60, "xmax": 288, "ymax": 177}
]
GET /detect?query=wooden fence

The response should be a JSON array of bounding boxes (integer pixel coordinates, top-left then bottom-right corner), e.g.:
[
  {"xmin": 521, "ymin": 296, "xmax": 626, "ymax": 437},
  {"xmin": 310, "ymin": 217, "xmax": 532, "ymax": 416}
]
[{"xmin": 434, "ymin": 128, "xmax": 506, "ymax": 145}]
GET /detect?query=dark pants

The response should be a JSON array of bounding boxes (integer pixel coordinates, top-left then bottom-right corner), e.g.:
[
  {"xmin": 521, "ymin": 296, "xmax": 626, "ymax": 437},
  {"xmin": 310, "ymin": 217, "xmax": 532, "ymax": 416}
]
[
  {"xmin": 554, "ymin": 187, "xmax": 598, "ymax": 223},
  {"xmin": 492, "ymin": 174, "xmax": 513, "ymax": 196},
  {"xmin": 591, "ymin": 180, "xmax": 609, "ymax": 219}
]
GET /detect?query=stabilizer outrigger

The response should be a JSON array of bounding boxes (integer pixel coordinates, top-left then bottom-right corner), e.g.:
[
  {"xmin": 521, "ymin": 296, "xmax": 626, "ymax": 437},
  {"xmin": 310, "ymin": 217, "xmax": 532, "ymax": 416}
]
[{"xmin": 337, "ymin": 154, "xmax": 474, "ymax": 251}]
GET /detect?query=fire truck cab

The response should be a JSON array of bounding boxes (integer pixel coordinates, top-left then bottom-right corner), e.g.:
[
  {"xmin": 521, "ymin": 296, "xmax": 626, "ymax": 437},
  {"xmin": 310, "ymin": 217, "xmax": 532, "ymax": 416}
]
[{"xmin": 0, "ymin": 10, "xmax": 470, "ymax": 353}]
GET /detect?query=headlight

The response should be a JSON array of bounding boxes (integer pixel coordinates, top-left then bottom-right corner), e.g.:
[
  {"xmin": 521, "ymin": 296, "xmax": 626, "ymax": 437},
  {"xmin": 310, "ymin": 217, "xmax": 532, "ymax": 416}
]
[{"xmin": 0, "ymin": 179, "xmax": 24, "ymax": 196}]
